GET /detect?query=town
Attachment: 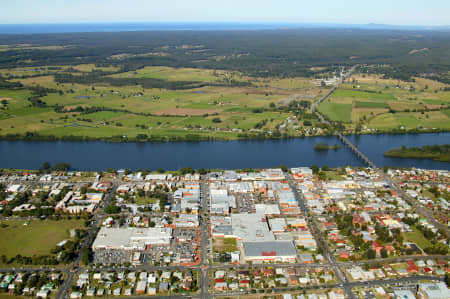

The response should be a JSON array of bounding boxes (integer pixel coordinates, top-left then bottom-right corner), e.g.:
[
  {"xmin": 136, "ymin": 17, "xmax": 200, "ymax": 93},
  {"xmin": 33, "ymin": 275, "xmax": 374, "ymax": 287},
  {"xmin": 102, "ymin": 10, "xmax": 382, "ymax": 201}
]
[{"xmin": 0, "ymin": 165, "xmax": 449, "ymax": 299}]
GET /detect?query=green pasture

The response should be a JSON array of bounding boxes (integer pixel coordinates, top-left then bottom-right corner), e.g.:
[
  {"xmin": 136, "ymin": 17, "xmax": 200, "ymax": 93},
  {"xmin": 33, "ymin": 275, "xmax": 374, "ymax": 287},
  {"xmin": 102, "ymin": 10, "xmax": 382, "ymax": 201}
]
[{"xmin": 318, "ymin": 102, "xmax": 352, "ymax": 122}]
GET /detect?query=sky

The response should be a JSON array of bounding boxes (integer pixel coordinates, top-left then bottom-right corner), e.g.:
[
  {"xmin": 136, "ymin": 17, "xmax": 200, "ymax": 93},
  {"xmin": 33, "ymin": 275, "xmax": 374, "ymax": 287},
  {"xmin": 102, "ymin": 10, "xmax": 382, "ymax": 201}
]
[{"xmin": 1, "ymin": 0, "xmax": 449, "ymax": 26}]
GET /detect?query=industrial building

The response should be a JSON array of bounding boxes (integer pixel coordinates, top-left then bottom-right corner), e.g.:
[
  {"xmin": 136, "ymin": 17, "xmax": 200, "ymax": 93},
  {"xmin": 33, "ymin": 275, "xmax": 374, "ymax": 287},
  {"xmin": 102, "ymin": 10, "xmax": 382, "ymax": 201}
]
[
  {"xmin": 92, "ymin": 227, "xmax": 172, "ymax": 251},
  {"xmin": 242, "ymin": 241, "xmax": 298, "ymax": 263}
]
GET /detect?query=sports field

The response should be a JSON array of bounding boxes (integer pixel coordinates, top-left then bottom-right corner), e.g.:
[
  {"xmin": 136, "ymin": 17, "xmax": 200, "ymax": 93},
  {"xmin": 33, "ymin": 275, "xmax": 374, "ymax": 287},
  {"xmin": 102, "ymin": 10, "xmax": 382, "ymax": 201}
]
[{"xmin": 0, "ymin": 219, "xmax": 85, "ymax": 258}]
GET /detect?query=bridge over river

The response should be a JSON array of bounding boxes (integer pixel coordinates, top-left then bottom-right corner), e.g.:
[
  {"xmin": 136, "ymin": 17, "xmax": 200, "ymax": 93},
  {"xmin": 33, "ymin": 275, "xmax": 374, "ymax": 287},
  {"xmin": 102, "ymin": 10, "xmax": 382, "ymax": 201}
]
[
  {"xmin": 310, "ymin": 66, "xmax": 377, "ymax": 169},
  {"xmin": 311, "ymin": 66, "xmax": 450, "ymax": 235},
  {"xmin": 336, "ymin": 132, "xmax": 377, "ymax": 169}
]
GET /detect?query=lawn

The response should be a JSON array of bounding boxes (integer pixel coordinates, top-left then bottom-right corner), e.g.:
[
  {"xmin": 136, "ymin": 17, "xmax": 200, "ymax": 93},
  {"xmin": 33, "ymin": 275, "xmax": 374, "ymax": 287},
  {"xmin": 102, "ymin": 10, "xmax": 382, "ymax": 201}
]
[
  {"xmin": 318, "ymin": 102, "xmax": 352, "ymax": 122},
  {"xmin": 324, "ymin": 170, "xmax": 346, "ymax": 181},
  {"xmin": 402, "ymin": 227, "xmax": 432, "ymax": 250},
  {"xmin": 134, "ymin": 197, "xmax": 159, "ymax": 205},
  {"xmin": 0, "ymin": 219, "xmax": 85, "ymax": 258},
  {"xmin": 390, "ymin": 263, "xmax": 408, "ymax": 271}
]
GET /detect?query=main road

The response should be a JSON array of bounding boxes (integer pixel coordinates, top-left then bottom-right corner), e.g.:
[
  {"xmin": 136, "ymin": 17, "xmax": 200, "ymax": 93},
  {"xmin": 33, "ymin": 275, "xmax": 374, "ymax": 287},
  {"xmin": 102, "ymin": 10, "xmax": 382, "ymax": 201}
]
[
  {"xmin": 55, "ymin": 180, "xmax": 120, "ymax": 299},
  {"xmin": 199, "ymin": 176, "xmax": 211, "ymax": 299},
  {"xmin": 286, "ymin": 172, "xmax": 356, "ymax": 299}
]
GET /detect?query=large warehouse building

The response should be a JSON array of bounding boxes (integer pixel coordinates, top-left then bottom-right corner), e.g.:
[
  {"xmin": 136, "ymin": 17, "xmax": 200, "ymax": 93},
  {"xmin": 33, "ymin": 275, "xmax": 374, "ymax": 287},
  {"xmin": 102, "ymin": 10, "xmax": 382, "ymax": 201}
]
[
  {"xmin": 243, "ymin": 241, "xmax": 298, "ymax": 263},
  {"xmin": 92, "ymin": 227, "xmax": 172, "ymax": 251}
]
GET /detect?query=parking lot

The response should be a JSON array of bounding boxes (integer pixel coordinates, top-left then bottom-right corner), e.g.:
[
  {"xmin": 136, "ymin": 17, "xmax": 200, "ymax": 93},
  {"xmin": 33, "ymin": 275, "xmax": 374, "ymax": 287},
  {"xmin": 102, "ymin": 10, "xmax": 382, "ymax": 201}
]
[{"xmin": 93, "ymin": 249, "xmax": 132, "ymax": 265}]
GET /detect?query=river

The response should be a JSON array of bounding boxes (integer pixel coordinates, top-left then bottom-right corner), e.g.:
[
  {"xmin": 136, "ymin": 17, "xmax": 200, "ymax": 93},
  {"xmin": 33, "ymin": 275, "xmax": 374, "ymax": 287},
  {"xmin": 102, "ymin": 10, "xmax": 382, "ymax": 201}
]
[{"xmin": 0, "ymin": 133, "xmax": 449, "ymax": 171}]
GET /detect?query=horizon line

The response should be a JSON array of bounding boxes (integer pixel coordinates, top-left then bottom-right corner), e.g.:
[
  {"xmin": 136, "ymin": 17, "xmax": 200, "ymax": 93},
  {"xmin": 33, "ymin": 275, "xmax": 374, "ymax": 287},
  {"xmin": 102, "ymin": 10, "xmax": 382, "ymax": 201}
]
[{"xmin": 0, "ymin": 21, "xmax": 448, "ymax": 27}]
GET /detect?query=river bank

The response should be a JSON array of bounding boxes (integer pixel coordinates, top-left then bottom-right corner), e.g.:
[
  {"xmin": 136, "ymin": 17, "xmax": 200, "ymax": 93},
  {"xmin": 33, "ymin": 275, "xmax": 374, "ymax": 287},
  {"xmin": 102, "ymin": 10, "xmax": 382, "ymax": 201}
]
[
  {"xmin": 0, "ymin": 127, "xmax": 449, "ymax": 143},
  {"xmin": 384, "ymin": 144, "xmax": 450, "ymax": 163}
]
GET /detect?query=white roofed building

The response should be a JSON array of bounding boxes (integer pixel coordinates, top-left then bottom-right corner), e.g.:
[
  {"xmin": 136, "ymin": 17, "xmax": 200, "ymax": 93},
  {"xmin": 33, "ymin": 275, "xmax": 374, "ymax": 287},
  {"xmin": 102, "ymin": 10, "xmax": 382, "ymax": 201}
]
[{"xmin": 92, "ymin": 227, "xmax": 172, "ymax": 251}]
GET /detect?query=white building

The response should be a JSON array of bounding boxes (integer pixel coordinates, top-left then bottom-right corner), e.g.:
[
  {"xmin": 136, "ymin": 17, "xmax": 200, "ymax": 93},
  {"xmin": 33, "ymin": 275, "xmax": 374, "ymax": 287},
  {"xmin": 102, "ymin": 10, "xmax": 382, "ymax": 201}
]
[{"xmin": 92, "ymin": 227, "xmax": 172, "ymax": 251}]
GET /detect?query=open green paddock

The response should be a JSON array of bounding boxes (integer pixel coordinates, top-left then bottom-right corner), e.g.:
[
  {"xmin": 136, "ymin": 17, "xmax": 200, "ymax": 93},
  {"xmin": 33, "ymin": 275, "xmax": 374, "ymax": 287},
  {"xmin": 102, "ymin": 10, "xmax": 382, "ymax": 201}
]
[
  {"xmin": 422, "ymin": 98, "xmax": 450, "ymax": 105},
  {"xmin": 41, "ymin": 85, "xmax": 275, "ymax": 115},
  {"xmin": 354, "ymin": 101, "xmax": 389, "ymax": 108},
  {"xmin": 368, "ymin": 110, "xmax": 450, "ymax": 130},
  {"xmin": 442, "ymin": 109, "xmax": 450, "ymax": 118},
  {"xmin": 109, "ymin": 66, "xmax": 228, "ymax": 83},
  {"xmin": 318, "ymin": 102, "xmax": 352, "ymax": 122},
  {"xmin": 334, "ymin": 89, "xmax": 397, "ymax": 101}
]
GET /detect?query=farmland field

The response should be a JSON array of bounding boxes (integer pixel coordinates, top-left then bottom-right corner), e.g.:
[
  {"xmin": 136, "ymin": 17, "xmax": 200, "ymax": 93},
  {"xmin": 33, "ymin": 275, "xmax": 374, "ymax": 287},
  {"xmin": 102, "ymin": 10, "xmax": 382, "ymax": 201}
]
[
  {"xmin": 333, "ymin": 89, "xmax": 396, "ymax": 101},
  {"xmin": 0, "ymin": 64, "xmax": 325, "ymax": 141},
  {"xmin": 317, "ymin": 74, "xmax": 450, "ymax": 132},
  {"xmin": 354, "ymin": 101, "xmax": 389, "ymax": 109},
  {"xmin": 318, "ymin": 102, "xmax": 352, "ymax": 122}
]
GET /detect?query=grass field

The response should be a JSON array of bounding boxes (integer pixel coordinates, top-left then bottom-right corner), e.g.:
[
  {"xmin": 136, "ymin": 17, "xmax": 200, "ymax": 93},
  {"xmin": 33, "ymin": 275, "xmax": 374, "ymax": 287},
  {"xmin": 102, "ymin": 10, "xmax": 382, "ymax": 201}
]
[
  {"xmin": 442, "ymin": 109, "xmax": 450, "ymax": 118},
  {"xmin": 354, "ymin": 101, "xmax": 389, "ymax": 109},
  {"xmin": 134, "ymin": 197, "xmax": 159, "ymax": 205},
  {"xmin": 368, "ymin": 111, "xmax": 450, "ymax": 130},
  {"xmin": 402, "ymin": 227, "xmax": 432, "ymax": 250},
  {"xmin": 422, "ymin": 99, "xmax": 448, "ymax": 105},
  {"xmin": 0, "ymin": 219, "xmax": 85, "ymax": 258},
  {"xmin": 213, "ymin": 238, "xmax": 238, "ymax": 253},
  {"xmin": 318, "ymin": 102, "xmax": 352, "ymax": 122},
  {"xmin": 334, "ymin": 89, "xmax": 397, "ymax": 101},
  {"xmin": 315, "ymin": 74, "xmax": 450, "ymax": 131},
  {"xmin": 110, "ymin": 66, "xmax": 232, "ymax": 83},
  {"xmin": 324, "ymin": 170, "xmax": 346, "ymax": 181}
]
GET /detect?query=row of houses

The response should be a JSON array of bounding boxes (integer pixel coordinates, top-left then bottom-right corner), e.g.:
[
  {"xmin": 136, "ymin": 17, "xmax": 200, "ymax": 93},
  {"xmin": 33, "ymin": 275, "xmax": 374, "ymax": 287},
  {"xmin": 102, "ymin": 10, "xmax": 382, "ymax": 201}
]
[
  {"xmin": 214, "ymin": 267, "xmax": 336, "ymax": 292},
  {"xmin": 72, "ymin": 270, "xmax": 196, "ymax": 298}
]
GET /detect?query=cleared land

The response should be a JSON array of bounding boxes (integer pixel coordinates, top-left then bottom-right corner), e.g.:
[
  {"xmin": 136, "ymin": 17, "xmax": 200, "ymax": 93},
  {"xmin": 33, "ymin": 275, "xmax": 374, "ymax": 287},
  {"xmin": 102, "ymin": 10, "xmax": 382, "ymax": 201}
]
[
  {"xmin": 318, "ymin": 101, "xmax": 352, "ymax": 122},
  {"xmin": 402, "ymin": 227, "xmax": 432, "ymax": 250},
  {"xmin": 318, "ymin": 74, "xmax": 450, "ymax": 131},
  {"xmin": 0, "ymin": 219, "xmax": 85, "ymax": 258},
  {"xmin": 0, "ymin": 65, "xmax": 324, "ymax": 140},
  {"xmin": 213, "ymin": 238, "xmax": 238, "ymax": 253},
  {"xmin": 1, "ymin": 64, "xmax": 449, "ymax": 140}
]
